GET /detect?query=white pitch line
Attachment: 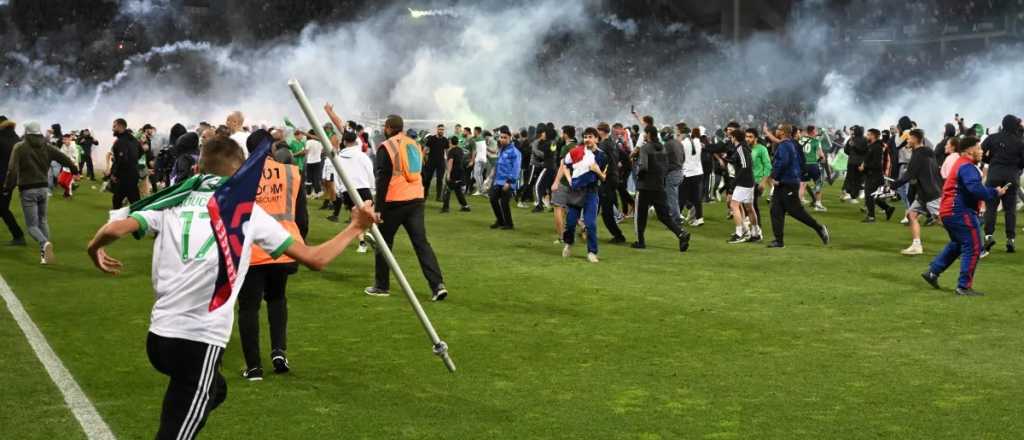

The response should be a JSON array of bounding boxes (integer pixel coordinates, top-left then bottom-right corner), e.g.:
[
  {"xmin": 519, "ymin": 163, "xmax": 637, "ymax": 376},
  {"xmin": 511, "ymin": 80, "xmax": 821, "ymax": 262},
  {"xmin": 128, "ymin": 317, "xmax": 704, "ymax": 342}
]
[{"xmin": 0, "ymin": 274, "xmax": 116, "ymax": 440}]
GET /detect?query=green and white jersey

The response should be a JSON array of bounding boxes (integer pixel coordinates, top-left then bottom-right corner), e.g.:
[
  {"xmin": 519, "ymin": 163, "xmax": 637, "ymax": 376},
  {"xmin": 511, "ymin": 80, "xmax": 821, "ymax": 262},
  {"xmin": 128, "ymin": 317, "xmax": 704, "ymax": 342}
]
[
  {"xmin": 799, "ymin": 136, "xmax": 821, "ymax": 164},
  {"xmin": 130, "ymin": 188, "xmax": 293, "ymax": 348}
]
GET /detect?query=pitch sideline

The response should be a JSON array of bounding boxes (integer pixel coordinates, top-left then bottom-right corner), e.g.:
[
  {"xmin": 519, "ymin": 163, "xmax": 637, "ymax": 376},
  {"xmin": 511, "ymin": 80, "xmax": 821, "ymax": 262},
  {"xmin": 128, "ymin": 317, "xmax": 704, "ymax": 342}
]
[{"xmin": 0, "ymin": 274, "xmax": 116, "ymax": 440}]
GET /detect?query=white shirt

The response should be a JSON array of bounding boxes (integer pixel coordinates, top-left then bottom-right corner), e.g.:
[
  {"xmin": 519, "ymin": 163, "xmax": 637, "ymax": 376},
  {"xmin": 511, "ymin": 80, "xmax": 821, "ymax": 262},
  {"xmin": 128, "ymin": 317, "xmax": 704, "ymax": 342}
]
[
  {"xmin": 336, "ymin": 146, "xmax": 375, "ymax": 193},
  {"xmin": 305, "ymin": 139, "xmax": 323, "ymax": 164},
  {"xmin": 231, "ymin": 132, "xmax": 250, "ymax": 159},
  {"xmin": 474, "ymin": 140, "xmax": 487, "ymax": 163},
  {"xmin": 131, "ymin": 191, "xmax": 293, "ymax": 348},
  {"xmin": 681, "ymin": 137, "xmax": 704, "ymax": 177}
]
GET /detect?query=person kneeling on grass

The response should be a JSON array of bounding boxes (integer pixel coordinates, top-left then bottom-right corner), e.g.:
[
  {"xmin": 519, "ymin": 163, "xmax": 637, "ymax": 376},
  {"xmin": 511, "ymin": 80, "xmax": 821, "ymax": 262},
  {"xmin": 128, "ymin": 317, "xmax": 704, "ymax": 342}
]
[
  {"xmin": 86, "ymin": 136, "xmax": 377, "ymax": 440},
  {"xmin": 921, "ymin": 136, "xmax": 1006, "ymax": 296}
]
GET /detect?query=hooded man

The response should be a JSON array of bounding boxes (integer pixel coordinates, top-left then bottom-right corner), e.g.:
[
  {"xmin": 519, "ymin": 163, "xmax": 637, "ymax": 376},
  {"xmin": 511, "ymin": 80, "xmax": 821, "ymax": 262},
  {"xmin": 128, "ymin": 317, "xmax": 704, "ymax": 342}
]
[
  {"xmin": 843, "ymin": 125, "xmax": 868, "ymax": 202},
  {"xmin": 3, "ymin": 121, "xmax": 79, "ymax": 263},
  {"xmin": 0, "ymin": 116, "xmax": 26, "ymax": 245},
  {"xmin": 980, "ymin": 114, "xmax": 1024, "ymax": 255},
  {"xmin": 630, "ymin": 126, "xmax": 690, "ymax": 252}
]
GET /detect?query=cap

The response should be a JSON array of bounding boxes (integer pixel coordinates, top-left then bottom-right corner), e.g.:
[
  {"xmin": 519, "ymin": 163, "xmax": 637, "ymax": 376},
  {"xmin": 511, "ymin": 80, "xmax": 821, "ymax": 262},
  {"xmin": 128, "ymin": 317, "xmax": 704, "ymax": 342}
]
[{"xmin": 24, "ymin": 121, "xmax": 41, "ymax": 135}]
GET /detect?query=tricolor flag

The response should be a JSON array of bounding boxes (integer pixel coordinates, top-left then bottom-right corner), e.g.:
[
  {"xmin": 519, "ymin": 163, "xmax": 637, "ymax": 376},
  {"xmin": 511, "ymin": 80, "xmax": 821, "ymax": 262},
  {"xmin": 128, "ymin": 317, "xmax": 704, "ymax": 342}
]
[
  {"xmin": 565, "ymin": 145, "xmax": 599, "ymax": 190},
  {"xmin": 206, "ymin": 139, "xmax": 271, "ymax": 311}
]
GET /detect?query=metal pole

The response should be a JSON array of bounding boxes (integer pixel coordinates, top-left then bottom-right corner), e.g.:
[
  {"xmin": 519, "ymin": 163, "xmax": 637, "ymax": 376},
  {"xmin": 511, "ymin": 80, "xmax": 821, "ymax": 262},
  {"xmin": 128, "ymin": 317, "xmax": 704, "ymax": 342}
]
[{"xmin": 287, "ymin": 79, "xmax": 456, "ymax": 373}]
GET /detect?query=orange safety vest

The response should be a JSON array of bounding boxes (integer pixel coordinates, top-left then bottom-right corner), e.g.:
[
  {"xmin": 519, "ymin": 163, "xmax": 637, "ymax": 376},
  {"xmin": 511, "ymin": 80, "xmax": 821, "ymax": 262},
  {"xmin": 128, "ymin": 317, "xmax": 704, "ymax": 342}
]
[
  {"xmin": 383, "ymin": 133, "xmax": 424, "ymax": 202},
  {"xmin": 250, "ymin": 159, "xmax": 305, "ymax": 266}
]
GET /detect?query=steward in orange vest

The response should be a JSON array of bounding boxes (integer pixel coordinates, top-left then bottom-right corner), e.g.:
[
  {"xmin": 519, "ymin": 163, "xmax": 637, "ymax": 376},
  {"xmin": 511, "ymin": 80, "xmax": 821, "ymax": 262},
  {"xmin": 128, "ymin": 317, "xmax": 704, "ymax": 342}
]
[
  {"xmin": 238, "ymin": 131, "xmax": 308, "ymax": 378},
  {"xmin": 367, "ymin": 115, "xmax": 448, "ymax": 301}
]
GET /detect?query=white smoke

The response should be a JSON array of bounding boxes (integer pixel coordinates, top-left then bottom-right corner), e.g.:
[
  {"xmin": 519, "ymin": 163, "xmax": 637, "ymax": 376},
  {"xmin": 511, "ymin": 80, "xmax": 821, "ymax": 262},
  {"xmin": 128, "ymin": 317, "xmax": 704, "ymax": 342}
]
[
  {"xmin": 602, "ymin": 15, "xmax": 638, "ymax": 39},
  {"xmin": 815, "ymin": 49, "xmax": 1024, "ymax": 136},
  {"xmin": 1, "ymin": 0, "xmax": 1020, "ymax": 160}
]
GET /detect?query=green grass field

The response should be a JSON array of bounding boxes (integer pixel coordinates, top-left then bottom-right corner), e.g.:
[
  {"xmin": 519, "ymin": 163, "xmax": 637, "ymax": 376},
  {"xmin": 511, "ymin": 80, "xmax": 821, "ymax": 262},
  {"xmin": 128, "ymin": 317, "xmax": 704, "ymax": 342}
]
[{"xmin": 2, "ymin": 183, "xmax": 1024, "ymax": 439}]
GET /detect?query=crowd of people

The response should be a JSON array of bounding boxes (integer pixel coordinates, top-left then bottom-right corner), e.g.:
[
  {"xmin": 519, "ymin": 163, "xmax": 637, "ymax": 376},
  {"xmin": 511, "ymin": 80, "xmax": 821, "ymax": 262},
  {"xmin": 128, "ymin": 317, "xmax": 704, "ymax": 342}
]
[{"xmin": 1, "ymin": 104, "xmax": 1021, "ymax": 438}]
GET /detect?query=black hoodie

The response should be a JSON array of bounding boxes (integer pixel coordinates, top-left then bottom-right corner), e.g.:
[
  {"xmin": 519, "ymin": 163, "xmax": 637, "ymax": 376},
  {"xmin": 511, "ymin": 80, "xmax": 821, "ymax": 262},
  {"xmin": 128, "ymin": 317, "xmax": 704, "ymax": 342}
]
[
  {"xmin": 844, "ymin": 127, "xmax": 868, "ymax": 166},
  {"xmin": 981, "ymin": 114, "xmax": 1024, "ymax": 172},
  {"xmin": 637, "ymin": 140, "xmax": 668, "ymax": 191},
  {"xmin": 934, "ymin": 123, "xmax": 957, "ymax": 163},
  {"xmin": 169, "ymin": 123, "xmax": 187, "ymax": 147},
  {"xmin": 0, "ymin": 122, "xmax": 20, "ymax": 184}
]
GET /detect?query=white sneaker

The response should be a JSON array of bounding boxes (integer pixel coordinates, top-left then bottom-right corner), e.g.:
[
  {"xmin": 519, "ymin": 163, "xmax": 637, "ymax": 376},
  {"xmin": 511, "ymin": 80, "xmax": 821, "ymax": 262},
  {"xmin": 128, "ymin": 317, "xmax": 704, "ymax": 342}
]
[
  {"xmin": 562, "ymin": 244, "xmax": 571, "ymax": 258},
  {"xmin": 42, "ymin": 242, "xmax": 54, "ymax": 264},
  {"xmin": 901, "ymin": 243, "xmax": 923, "ymax": 255},
  {"xmin": 586, "ymin": 252, "xmax": 599, "ymax": 263},
  {"xmin": 516, "ymin": 202, "xmax": 526, "ymax": 208},
  {"xmin": 472, "ymin": 191, "xmax": 483, "ymax": 196},
  {"xmin": 813, "ymin": 203, "xmax": 827, "ymax": 212},
  {"xmin": 900, "ymin": 217, "xmax": 910, "ymax": 225},
  {"xmin": 357, "ymin": 242, "xmax": 368, "ymax": 253},
  {"xmin": 690, "ymin": 218, "xmax": 705, "ymax": 226}
]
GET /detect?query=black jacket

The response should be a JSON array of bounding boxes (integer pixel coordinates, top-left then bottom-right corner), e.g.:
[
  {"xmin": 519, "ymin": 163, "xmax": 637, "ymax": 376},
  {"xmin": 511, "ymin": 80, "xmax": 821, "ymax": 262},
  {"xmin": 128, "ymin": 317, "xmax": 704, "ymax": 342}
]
[
  {"xmin": 729, "ymin": 141, "xmax": 754, "ymax": 188},
  {"xmin": 597, "ymin": 136, "xmax": 619, "ymax": 188},
  {"xmin": 423, "ymin": 134, "xmax": 448, "ymax": 164},
  {"xmin": 893, "ymin": 147, "xmax": 942, "ymax": 203},
  {"xmin": 845, "ymin": 135, "xmax": 868, "ymax": 166},
  {"xmin": 664, "ymin": 138, "xmax": 684, "ymax": 172},
  {"xmin": 111, "ymin": 131, "xmax": 141, "ymax": 182},
  {"xmin": 0, "ymin": 125, "xmax": 19, "ymax": 184},
  {"xmin": 864, "ymin": 140, "xmax": 886, "ymax": 173},
  {"xmin": 637, "ymin": 141, "xmax": 667, "ymax": 192},
  {"xmin": 981, "ymin": 115, "xmax": 1024, "ymax": 172}
]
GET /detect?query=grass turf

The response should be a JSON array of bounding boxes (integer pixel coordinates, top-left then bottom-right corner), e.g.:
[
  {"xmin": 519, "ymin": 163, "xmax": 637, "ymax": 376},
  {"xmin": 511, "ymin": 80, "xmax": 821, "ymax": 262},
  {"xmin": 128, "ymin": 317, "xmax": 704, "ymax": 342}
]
[{"xmin": 1, "ymin": 183, "xmax": 1023, "ymax": 439}]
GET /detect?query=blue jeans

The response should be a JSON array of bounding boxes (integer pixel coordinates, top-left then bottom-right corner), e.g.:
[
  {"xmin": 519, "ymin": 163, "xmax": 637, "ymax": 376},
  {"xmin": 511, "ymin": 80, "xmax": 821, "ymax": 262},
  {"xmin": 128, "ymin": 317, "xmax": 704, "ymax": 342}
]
[
  {"xmin": 563, "ymin": 190, "xmax": 599, "ymax": 254},
  {"xmin": 19, "ymin": 187, "xmax": 50, "ymax": 250},
  {"xmin": 664, "ymin": 169, "xmax": 684, "ymax": 224},
  {"xmin": 929, "ymin": 213, "xmax": 983, "ymax": 289}
]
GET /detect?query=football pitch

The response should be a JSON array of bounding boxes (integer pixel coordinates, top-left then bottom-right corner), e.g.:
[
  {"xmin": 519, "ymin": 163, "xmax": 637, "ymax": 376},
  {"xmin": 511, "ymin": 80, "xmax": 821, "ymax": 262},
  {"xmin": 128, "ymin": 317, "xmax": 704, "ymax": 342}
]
[{"xmin": 2, "ymin": 184, "xmax": 1023, "ymax": 439}]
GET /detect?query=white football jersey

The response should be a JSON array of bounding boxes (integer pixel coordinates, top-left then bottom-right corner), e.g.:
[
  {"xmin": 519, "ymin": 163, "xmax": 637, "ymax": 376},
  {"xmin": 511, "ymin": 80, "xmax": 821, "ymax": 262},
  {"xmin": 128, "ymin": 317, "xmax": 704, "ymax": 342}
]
[{"xmin": 130, "ymin": 189, "xmax": 293, "ymax": 347}]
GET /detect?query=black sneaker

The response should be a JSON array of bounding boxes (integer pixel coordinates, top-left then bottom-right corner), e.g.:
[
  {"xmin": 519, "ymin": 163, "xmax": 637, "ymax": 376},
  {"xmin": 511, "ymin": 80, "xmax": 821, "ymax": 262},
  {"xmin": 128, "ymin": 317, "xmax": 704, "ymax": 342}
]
[
  {"xmin": 817, "ymin": 225, "xmax": 831, "ymax": 245},
  {"xmin": 271, "ymin": 351, "xmax": 290, "ymax": 374},
  {"xmin": 364, "ymin": 286, "xmax": 390, "ymax": 297},
  {"xmin": 630, "ymin": 242, "xmax": 646, "ymax": 249},
  {"xmin": 460, "ymin": 206, "xmax": 472, "ymax": 212},
  {"xmin": 981, "ymin": 235, "xmax": 996, "ymax": 258},
  {"xmin": 678, "ymin": 231, "xmax": 691, "ymax": 252},
  {"xmin": 924, "ymin": 215, "xmax": 937, "ymax": 227},
  {"xmin": 727, "ymin": 234, "xmax": 747, "ymax": 244},
  {"xmin": 1008, "ymin": 239, "xmax": 1016, "ymax": 253},
  {"xmin": 608, "ymin": 236, "xmax": 627, "ymax": 244},
  {"xmin": 7, "ymin": 237, "xmax": 26, "ymax": 246},
  {"xmin": 955, "ymin": 287, "xmax": 984, "ymax": 296},
  {"xmin": 766, "ymin": 241, "xmax": 785, "ymax": 248},
  {"xmin": 501, "ymin": 225, "xmax": 514, "ymax": 230},
  {"xmin": 884, "ymin": 206, "xmax": 896, "ymax": 221},
  {"xmin": 747, "ymin": 235, "xmax": 762, "ymax": 243},
  {"xmin": 431, "ymin": 284, "xmax": 448, "ymax": 301},
  {"xmin": 242, "ymin": 367, "xmax": 264, "ymax": 381},
  {"xmin": 326, "ymin": 215, "xmax": 339, "ymax": 223},
  {"xmin": 439, "ymin": 207, "xmax": 450, "ymax": 213},
  {"xmin": 319, "ymin": 200, "xmax": 332, "ymax": 210},
  {"xmin": 531, "ymin": 206, "xmax": 544, "ymax": 213},
  {"xmin": 921, "ymin": 271, "xmax": 940, "ymax": 289},
  {"xmin": 489, "ymin": 223, "xmax": 502, "ymax": 229}
]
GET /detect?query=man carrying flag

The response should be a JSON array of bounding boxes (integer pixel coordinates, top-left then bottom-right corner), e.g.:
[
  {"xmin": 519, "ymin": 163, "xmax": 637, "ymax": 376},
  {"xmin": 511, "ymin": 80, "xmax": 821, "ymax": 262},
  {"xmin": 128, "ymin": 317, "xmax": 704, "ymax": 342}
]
[{"xmin": 86, "ymin": 135, "xmax": 376, "ymax": 439}]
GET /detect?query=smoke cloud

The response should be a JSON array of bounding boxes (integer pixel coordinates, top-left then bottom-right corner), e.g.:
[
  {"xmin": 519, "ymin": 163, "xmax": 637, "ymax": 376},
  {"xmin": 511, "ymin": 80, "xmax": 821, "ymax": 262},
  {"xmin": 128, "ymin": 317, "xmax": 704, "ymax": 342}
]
[{"xmin": 0, "ymin": 0, "xmax": 1020, "ymax": 158}]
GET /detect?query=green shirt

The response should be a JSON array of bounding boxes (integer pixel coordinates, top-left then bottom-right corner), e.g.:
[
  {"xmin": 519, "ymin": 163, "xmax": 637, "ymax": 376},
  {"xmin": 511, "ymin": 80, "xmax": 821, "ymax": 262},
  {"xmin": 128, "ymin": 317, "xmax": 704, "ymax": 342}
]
[
  {"xmin": 288, "ymin": 139, "xmax": 306, "ymax": 169},
  {"xmin": 799, "ymin": 136, "xmax": 821, "ymax": 164},
  {"xmin": 751, "ymin": 143, "xmax": 772, "ymax": 183}
]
